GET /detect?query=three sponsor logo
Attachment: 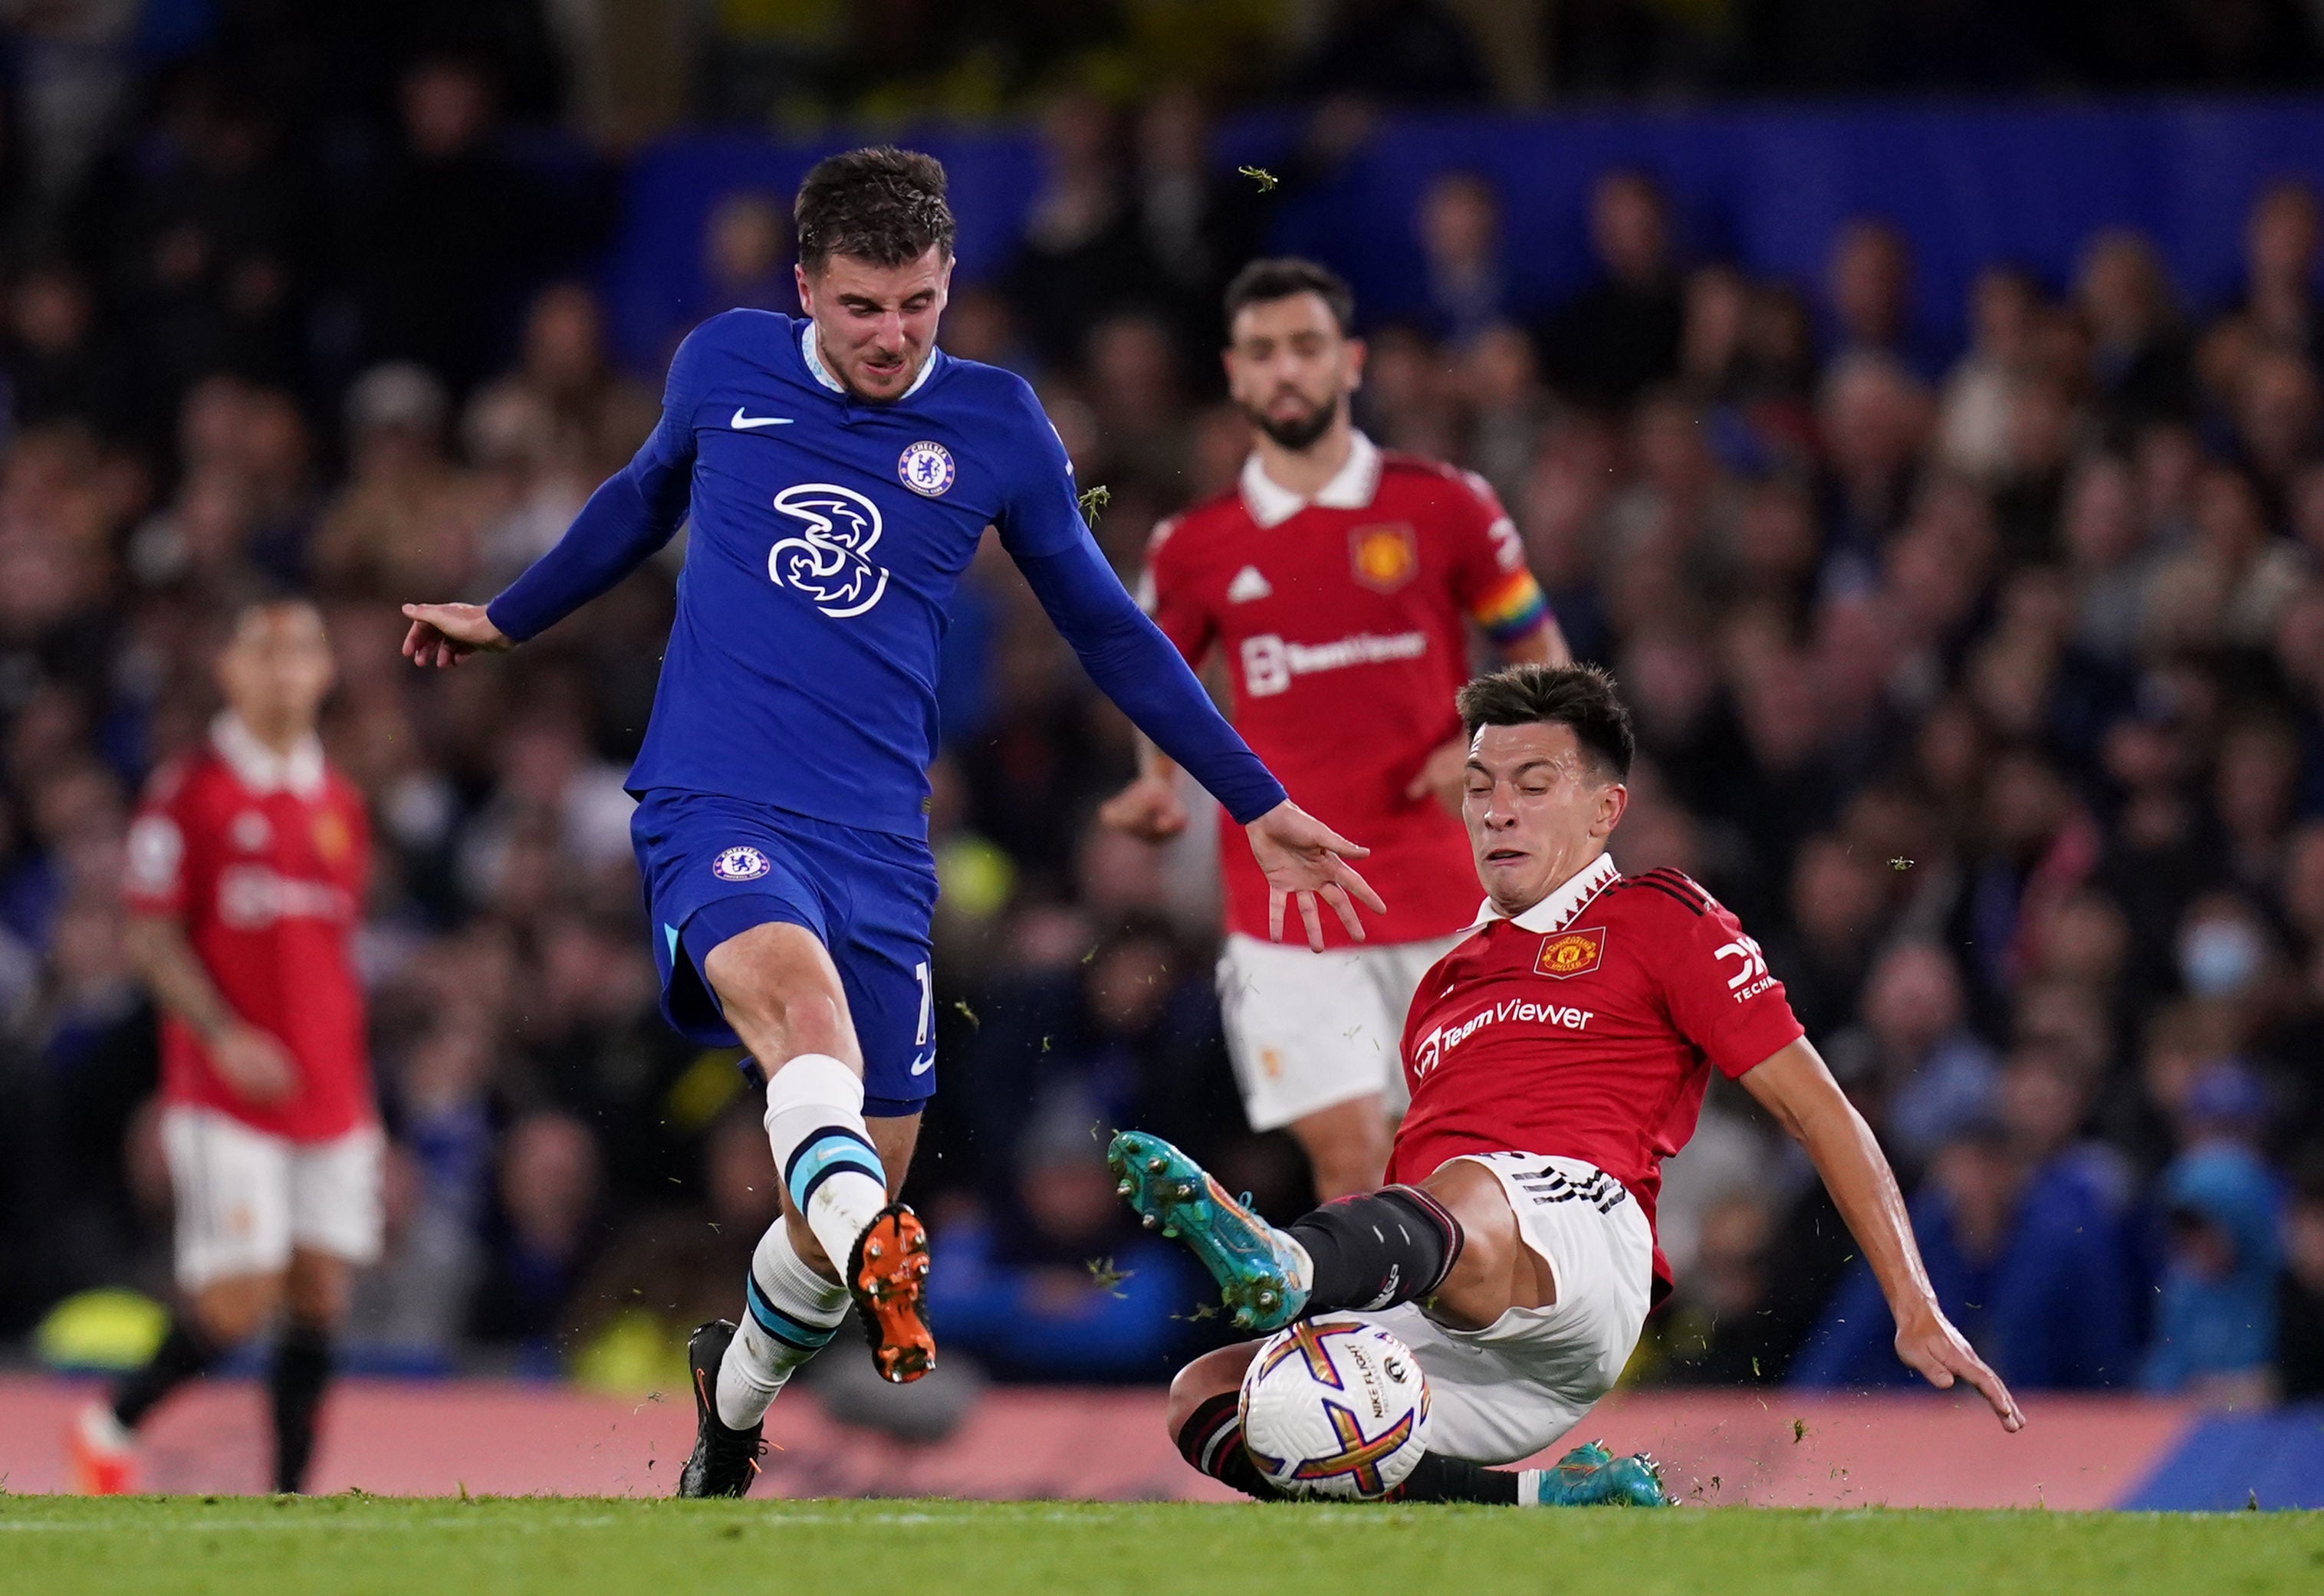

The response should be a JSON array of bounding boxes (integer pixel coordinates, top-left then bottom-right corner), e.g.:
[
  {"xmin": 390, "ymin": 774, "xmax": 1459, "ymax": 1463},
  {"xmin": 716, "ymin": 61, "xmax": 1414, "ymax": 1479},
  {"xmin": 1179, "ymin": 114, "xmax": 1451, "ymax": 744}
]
[{"xmin": 758, "ymin": 444, "xmax": 955, "ymax": 621}]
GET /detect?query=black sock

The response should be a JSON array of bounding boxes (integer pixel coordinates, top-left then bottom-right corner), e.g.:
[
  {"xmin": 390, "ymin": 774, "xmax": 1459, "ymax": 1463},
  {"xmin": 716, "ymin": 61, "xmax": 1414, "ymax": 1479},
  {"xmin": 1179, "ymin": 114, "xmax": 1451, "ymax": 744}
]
[
  {"xmin": 1390, "ymin": 1451, "xmax": 1521, "ymax": 1504},
  {"xmin": 112, "ymin": 1315, "xmax": 222, "ymax": 1430},
  {"xmin": 269, "ymin": 1325, "xmax": 334, "ymax": 1493},
  {"xmin": 1287, "ymin": 1186, "xmax": 1464, "ymax": 1313},
  {"xmin": 1174, "ymin": 1391, "xmax": 1289, "ymax": 1502}
]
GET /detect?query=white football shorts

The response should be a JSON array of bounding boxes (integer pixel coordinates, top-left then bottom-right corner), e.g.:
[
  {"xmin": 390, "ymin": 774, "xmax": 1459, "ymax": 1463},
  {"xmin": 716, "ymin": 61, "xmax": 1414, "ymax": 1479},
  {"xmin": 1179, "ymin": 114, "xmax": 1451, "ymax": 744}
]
[
  {"xmin": 1216, "ymin": 930, "xmax": 1467, "ymax": 1131},
  {"xmin": 1355, "ymin": 1152, "xmax": 1654, "ymax": 1465},
  {"xmin": 161, "ymin": 1105, "xmax": 386, "ymax": 1290}
]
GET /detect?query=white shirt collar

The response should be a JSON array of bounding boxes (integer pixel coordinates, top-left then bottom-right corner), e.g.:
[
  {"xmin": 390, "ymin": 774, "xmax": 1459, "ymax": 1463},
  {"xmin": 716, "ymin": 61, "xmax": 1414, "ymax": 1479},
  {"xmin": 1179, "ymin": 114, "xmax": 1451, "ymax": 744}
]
[
  {"xmin": 800, "ymin": 320, "xmax": 938, "ymax": 402},
  {"xmin": 1238, "ymin": 429, "xmax": 1382, "ymax": 529},
  {"xmin": 1473, "ymin": 852, "xmax": 1622, "ymax": 933},
  {"xmin": 212, "ymin": 712, "xmax": 325, "ymax": 800}
]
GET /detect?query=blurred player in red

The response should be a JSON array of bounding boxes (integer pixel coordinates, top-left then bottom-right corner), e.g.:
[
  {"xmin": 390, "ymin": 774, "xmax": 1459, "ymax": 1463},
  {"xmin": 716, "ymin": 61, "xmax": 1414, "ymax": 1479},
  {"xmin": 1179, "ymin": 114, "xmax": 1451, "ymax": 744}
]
[
  {"xmin": 1102, "ymin": 258, "xmax": 1566, "ymax": 1200},
  {"xmin": 1115, "ymin": 664, "xmax": 2021, "ymax": 1506},
  {"xmin": 68, "ymin": 599, "xmax": 376, "ymax": 1496}
]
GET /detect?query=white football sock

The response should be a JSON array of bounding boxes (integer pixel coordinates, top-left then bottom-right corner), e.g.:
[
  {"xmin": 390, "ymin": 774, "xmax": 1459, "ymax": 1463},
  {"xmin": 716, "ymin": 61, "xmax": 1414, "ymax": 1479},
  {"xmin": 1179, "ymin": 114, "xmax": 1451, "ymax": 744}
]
[
  {"xmin": 1514, "ymin": 1467, "xmax": 1545, "ymax": 1506},
  {"xmin": 761, "ymin": 1053, "xmax": 891, "ymax": 1282},
  {"xmin": 715, "ymin": 1220, "xmax": 849, "ymax": 1430}
]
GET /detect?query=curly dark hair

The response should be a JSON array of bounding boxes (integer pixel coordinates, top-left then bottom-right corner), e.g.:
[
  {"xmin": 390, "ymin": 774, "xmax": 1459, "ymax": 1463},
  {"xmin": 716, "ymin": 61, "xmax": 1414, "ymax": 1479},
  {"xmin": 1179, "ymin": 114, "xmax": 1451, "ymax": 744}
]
[
  {"xmin": 794, "ymin": 146, "xmax": 956, "ymax": 273},
  {"xmin": 1455, "ymin": 663, "xmax": 1635, "ymax": 780}
]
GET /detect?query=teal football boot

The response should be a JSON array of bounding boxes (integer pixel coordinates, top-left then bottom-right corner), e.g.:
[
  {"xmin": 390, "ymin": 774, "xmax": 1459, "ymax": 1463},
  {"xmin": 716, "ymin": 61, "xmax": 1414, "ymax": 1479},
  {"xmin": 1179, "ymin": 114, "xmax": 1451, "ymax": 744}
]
[
  {"xmin": 1107, "ymin": 1130, "xmax": 1309, "ymax": 1332},
  {"xmin": 1532, "ymin": 1441, "xmax": 1674, "ymax": 1507}
]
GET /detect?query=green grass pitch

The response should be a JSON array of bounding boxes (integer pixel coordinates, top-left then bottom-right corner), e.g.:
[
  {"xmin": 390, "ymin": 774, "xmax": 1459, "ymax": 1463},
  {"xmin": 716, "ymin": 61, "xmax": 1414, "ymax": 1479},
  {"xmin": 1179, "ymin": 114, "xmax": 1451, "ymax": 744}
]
[{"xmin": 2, "ymin": 1496, "xmax": 2319, "ymax": 1596}]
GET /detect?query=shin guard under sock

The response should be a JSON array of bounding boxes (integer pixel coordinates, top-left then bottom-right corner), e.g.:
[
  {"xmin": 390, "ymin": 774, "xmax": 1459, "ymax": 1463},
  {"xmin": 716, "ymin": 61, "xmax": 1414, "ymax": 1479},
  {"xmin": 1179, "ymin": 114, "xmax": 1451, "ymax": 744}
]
[
  {"xmin": 761, "ymin": 1054, "xmax": 890, "ymax": 1278},
  {"xmin": 269, "ymin": 1325, "xmax": 334, "ymax": 1493},
  {"xmin": 112, "ymin": 1315, "xmax": 222, "ymax": 1430},
  {"xmin": 1174, "ymin": 1391, "xmax": 1288, "ymax": 1502},
  {"xmin": 1287, "ymin": 1185, "xmax": 1464, "ymax": 1313},
  {"xmin": 717, "ymin": 1220, "xmax": 850, "ymax": 1430}
]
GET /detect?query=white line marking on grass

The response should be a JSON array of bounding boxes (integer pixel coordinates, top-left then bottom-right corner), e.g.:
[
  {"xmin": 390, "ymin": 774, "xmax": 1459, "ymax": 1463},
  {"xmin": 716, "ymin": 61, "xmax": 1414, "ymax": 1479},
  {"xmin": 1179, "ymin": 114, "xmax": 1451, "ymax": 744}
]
[{"xmin": 0, "ymin": 1515, "xmax": 623, "ymax": 1533}]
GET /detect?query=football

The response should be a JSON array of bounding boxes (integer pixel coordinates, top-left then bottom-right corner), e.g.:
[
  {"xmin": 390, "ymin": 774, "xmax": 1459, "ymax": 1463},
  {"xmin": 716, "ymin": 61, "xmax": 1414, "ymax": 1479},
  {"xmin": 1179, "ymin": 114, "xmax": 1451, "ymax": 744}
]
[{"xmin": 1238, "ymin": 1319, "xmax": 1432, "ymax": 1500}]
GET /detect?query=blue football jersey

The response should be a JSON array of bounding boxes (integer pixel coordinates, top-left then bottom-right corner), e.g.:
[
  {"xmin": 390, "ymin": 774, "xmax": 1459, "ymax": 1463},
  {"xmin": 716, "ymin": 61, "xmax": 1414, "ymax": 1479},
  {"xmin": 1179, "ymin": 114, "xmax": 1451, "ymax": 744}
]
[{"xmin": 488, "ymin": 310, "xmax": 1281, "ymax": 838}]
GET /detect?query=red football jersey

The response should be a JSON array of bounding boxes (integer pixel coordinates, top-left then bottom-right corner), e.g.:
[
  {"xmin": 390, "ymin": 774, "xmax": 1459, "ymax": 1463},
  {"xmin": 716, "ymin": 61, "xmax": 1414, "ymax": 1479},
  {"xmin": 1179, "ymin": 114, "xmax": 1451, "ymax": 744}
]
[
  {"xmin": 1388, "ymin": 855, "xmax": 1805, "ymax": 1293},
  {"xmin": 122, "ymin": 715, "xmax": 374, "ymax": 1142},
  {"xmin": 1142, "ymin": 432, "xmax": 1550, "ymax": 945}
]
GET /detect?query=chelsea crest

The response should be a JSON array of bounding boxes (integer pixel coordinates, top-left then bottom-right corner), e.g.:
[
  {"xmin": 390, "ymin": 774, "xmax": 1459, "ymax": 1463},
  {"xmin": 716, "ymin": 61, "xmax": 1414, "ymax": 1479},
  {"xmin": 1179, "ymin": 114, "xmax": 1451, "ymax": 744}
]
[
  {"xmin": 898, "ymin": 440, "xmax": 955, "ymax": 498},
  {"xmin": 712, "ymin": 846, "xmax": 771, "ymax": 882}
]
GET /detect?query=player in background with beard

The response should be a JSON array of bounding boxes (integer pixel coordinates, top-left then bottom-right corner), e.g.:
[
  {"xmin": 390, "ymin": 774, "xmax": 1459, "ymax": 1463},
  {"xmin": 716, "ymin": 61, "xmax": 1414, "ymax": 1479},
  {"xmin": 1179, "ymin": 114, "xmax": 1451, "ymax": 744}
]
[
  {"xmin": 1114, "ymin": 664, "xmax": 2021, "ymax": 1506},
  {"xmin": 1102, "ymin": 259, "xmax": 1568, "ymax": 1200}
]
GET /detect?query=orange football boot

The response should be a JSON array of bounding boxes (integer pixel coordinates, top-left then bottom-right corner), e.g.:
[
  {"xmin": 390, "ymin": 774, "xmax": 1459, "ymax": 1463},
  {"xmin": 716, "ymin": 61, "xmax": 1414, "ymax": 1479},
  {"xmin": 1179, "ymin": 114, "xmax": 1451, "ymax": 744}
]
[
  {"xmin": 66, "ymin": 1403, "xmax": 137, "ymax": 1495},
  {"xmin": 848, "ymin": 1203, "xmax": 935, "ymax": 1383}
]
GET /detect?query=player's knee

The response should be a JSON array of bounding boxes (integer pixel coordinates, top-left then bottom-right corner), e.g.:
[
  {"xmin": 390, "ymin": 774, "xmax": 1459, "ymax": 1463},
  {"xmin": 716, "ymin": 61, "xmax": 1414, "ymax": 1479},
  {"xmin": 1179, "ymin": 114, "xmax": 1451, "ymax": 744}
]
[
  {"xmin": 1166, "ymin": 1345, "xmax": 1255, "ymax": 1435},
  {"xmin": 282, "ymin": 1251, "xmax": 350, "ymax": 1330},
  {"xmin": 704, "ymin": 923, "xmax": 856, "ymax": 1057},
  {"xmin": 1418, "ymin": 1160, "xmax": 1537, "ymax": 1325},
  {"xmin": 1420, "ymin": 1157, "xmax": 1515, "ymax": 1245},
  {"xmin": 1292, "ymin": 1100, "xmax": 1391, "ymax": 1200},
  {"xmin": 192, "ymin": 1272, "xmax": 284, "ymax": 1345},
  {"xmin": 1310, "ymin": 1128, "xmax": 1389, "ymax": 1201}
]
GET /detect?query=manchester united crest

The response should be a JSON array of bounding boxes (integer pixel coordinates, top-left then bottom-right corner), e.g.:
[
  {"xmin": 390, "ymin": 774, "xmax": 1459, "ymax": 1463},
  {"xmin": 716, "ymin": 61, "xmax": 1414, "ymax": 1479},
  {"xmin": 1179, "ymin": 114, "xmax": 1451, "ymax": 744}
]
[
  {"xmin": 1535, "ymin": 927, "xmax": 1606, "ymax": 980},
  {"xmin": 1349, "ymin": 524, "xmax": 1418, "ymax": 592}
]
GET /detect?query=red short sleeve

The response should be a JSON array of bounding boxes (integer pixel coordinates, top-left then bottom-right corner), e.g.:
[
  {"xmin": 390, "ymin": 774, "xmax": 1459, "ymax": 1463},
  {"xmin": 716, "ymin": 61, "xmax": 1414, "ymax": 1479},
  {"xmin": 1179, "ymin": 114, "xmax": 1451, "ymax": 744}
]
[
  {"xmin": 122, "ymin": 805, "xmax": 189, "ymax": 915},
  {"xmin": 1445, "ymin": 471, "xmax": 1549, "ymax": 645},
  {"xmin": 1137, "ymin": 514, "xmax": 1212, "ymax": 665},
  {"xmin": 1652, "ymin": 882, "xmax": 1806, "ymax": 1078}
]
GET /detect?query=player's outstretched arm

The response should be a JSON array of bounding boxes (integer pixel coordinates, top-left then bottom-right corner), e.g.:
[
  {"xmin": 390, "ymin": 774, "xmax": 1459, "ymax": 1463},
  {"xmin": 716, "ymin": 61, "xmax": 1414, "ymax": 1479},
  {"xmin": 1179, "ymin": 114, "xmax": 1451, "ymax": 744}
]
[
  {"xmin": 1014, "ymin": 539, "xmax": 1386, "ymax": 948},
  {"xmin": 404, "ymin": 322, "xmax": 708, "ymax": 668},
  {"xmin": 1246, "ymin": 801, "xmax": 1385, "ymax": 951},
  {"xmin": 399, "ymin": 603, "xmax": 511, "ymax": 668},
  {"xmin": 1739, "ymin": 1039, "xmax": 2026, "ymax": 1433}
]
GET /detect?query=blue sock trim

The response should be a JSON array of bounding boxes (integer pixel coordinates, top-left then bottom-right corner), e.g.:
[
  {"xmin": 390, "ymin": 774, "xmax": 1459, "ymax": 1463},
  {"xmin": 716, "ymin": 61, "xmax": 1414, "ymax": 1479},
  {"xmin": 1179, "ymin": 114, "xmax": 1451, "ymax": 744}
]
[
  {"xmin": 782, "ymin": 1128, "xmax": 886, "ymax": 1211},
  {"xmin": 743, "ymin": 1274, "xmax": 840, "ymax": 1353}
]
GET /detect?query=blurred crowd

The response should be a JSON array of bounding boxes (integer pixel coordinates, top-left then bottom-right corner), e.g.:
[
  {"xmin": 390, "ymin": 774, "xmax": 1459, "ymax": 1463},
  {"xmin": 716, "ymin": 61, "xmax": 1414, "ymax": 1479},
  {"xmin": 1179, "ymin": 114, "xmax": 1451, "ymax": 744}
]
[{"xmin": 1, "ymin": 7, "xmax": 2323, "ymax": 1414}]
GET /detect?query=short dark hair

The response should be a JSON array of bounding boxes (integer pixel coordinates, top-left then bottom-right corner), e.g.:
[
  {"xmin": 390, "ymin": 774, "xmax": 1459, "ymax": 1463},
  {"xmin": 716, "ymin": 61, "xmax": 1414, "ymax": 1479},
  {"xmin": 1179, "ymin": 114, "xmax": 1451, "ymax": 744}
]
[
  {"xmin": 1223, "ymin": 257, "xmax": 1355, "ymax": 337},
  {"xmin": 1457, "ymin": 663, "xmax": 1635, "ymax": 780},
  {"xmin": 794, "ymin": 146, "xmax": 955, "ymax": 274}
]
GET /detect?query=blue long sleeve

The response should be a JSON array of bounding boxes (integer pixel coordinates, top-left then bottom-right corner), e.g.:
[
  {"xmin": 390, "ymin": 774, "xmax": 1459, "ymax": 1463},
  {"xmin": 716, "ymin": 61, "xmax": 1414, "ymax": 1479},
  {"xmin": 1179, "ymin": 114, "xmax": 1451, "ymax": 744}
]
[
  {"xmin": 1015, "ymin": 535, "xmax": 1285, "ymax": 824},
  {"xmin": 485, "ymin": 330, "xmax": 703, "ymax": 642}
]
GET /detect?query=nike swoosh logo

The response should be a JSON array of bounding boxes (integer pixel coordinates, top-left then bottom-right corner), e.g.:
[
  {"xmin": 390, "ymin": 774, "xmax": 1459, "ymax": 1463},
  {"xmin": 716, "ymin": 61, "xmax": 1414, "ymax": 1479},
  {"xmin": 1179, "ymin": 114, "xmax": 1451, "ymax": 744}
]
[
  {"xmin": 731, "ymin": 408, "xmax": 792, "ymax": 429},
  {"xmin": 908, "ymin": 1051, "xmax": 935, "ymax": 1075}
]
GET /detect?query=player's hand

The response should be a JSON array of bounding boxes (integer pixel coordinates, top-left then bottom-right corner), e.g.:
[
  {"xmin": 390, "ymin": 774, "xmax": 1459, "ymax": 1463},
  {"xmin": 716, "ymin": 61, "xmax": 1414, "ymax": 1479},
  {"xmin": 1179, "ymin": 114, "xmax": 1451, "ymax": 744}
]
[
  {"xmin": 1097, "ymin": 772, "xmax": 1189, "ymax": 841},
  {"xmin": 207, "ymin": 1023, "xmax": 298, "ymax": 1106},
  {"xmin": 399, "ymin": 603, "xmax": 511, "ymax": 668},
  {"xmin": 1895, "ymin": 1299, "xmax": 2023, "ymax": 1432},
  {"xmin": 1404, "ymin": 736, "xmax": 1471, "ymax": 819},
  {"xmin": 1244, "ymin": 800, "xmax": 1387, "ymax": 951}
]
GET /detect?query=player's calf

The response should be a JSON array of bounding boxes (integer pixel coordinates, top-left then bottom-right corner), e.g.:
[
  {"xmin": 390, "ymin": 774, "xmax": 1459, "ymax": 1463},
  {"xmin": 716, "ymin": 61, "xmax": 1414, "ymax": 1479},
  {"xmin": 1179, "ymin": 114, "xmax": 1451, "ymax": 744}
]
[
  {"xmin": 1290, "ymin": 1184, "xmax": 1464, "ymax": 1315},
  {"xmin": 1111, "ymin": 1131, "xmax": 1463, "ymax": 1331},
  {"xmin": 715, "ymin": 1220, "xmax": 850, "ymax": 1433}
]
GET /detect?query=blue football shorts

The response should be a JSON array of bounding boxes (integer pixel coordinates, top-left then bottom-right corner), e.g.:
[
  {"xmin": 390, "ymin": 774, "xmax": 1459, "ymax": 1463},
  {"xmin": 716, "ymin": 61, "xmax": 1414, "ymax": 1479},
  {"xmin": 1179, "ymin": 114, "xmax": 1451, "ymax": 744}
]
[{"xmin": 630, "ymin": 788, "xmax": 940, "ymax": 1118}]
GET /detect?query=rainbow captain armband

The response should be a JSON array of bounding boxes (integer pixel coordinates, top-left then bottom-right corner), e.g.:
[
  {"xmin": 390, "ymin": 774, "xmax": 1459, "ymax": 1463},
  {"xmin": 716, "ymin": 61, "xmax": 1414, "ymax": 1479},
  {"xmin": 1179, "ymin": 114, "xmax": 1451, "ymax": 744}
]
[{"xmin": 1470, "ymin": 567, "xmax": 1551, "ymax": 646}]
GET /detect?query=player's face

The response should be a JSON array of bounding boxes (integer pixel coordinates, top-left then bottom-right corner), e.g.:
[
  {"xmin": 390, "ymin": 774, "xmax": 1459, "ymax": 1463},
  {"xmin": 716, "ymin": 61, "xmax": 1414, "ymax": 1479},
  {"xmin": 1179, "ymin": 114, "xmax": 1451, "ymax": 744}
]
[
  {"xmin": 1224, "ymin": 293, "xmax": 1364, "ymax": 452},
  {"xmin": 796, "ymin": 246, "xmax": 953, "ymax": 402},
  {"xmin": 1462, "ymin": 721, "xmax": 1628, "ymax": 913},
  {"xmin": 217, "ymin": 603, "xmax": 334, "ymax": 737}
]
